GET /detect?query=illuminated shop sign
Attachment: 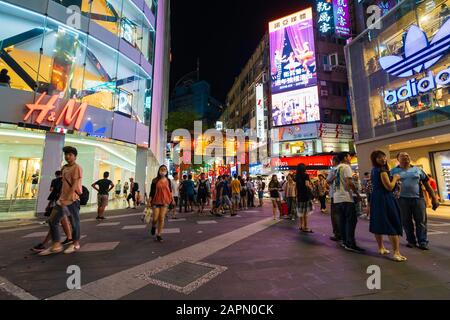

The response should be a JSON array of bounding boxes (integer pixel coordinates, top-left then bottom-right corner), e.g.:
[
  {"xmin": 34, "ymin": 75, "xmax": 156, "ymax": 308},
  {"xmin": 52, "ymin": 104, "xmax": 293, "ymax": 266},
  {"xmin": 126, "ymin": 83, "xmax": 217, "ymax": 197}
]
[
  {"xmin": 332, "ymin": 0, "xmax": 351, "ymax": 39},
  {"xmin": 317, "ymin": 0, "xmax": 334, "ymax": 35},
  {"xmin": 24, "ymin": 93, "xmax": 87, "ymax": 130},
  {"xmin": 255, "ymin": 84, "xmax": 265, "ymax": 140},
  {"xmin": 380, "ymin": 22, "xmax": 450, "ymax": 105}
]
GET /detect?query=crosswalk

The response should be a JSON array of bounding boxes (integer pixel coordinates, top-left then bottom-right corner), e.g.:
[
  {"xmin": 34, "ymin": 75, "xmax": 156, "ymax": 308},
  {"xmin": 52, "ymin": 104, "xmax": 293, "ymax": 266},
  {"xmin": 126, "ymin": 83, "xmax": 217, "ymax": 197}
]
[{"xmin": 20, "ymin": 209, "xmax": 265, "ymax": 254}]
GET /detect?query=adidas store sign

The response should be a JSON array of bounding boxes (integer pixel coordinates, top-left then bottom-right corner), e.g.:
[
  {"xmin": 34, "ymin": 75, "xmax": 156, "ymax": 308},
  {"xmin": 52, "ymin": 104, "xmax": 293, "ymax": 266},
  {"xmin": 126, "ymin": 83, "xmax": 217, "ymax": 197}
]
[
  {"xmin": 378, "ymin": 21, "xmax": 450, "ymax": 106},
  {"xmin": 384, "ymin": 69, "xmax": 450, "ymax": 105}
]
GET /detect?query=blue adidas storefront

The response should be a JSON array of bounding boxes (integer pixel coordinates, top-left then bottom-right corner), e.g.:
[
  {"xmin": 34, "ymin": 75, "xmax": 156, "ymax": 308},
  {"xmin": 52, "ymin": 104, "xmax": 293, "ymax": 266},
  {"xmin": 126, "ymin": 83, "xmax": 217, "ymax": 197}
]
[{"xmin": 346, "ymin": 0, "xmax": 450, "ymax": 206}]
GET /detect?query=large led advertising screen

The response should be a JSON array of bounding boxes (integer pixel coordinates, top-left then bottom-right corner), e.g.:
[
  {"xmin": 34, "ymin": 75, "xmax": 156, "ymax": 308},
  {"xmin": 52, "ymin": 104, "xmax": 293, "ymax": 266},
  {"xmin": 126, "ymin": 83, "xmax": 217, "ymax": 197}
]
[
  {"xmin": 272, "ymin": 86, "xmax": 320, "ymax": 127},
  {"xmin": 269, "ymin": 8, "xmax": 317, "ymax": 95}
]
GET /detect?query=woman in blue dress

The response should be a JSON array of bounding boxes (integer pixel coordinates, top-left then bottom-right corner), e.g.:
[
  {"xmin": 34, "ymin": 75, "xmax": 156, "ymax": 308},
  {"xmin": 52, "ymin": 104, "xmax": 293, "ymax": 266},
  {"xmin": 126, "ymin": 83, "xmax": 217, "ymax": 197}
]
[{"xmin": 369, "ymin": 151, "xmax": 406, "ymax": 262}]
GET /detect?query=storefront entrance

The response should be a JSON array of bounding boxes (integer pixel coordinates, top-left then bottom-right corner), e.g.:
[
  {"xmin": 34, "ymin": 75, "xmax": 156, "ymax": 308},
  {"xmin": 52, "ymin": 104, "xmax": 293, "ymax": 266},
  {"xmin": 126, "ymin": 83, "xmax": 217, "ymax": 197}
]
[
  {"xmin": 432, "ymin": 150, "xmax": 450, "ymax": 205},
  {"xmin": 7, "ymin": 158, "xmax": 42, "ymax": 199}
]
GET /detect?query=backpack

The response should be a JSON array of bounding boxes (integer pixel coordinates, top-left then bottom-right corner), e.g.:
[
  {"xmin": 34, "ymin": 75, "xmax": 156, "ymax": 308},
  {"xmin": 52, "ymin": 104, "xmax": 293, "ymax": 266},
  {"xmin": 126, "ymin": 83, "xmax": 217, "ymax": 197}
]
[
  {"xmin": 261, "ymin": 182, "xmax": 266, "ymax": 190},
  {"xmin": 79, "ymin": 186, "xmax": 90, "ymax": 206},
  {"xmin": 198, "ymin": 180, "xmax": 207, "ymax": 193}
]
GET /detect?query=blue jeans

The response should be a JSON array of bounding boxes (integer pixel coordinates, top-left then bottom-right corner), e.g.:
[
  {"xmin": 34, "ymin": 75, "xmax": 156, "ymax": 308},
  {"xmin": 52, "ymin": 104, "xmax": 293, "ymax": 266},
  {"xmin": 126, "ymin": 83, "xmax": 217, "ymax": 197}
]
[
  {"xmin": 286, "ymin": 197, "xmax": 296, "ymax": 218},
  {"xmin": 398, "ymin": 198, "xmax": 428, "ymax": 246},
  {"xmin": 336, "ymin": 202, "xmax": 357, "ymax": 247},
  {"xmin": 49, "ymin": 201, "xmax": 81, "ymax": 242}
]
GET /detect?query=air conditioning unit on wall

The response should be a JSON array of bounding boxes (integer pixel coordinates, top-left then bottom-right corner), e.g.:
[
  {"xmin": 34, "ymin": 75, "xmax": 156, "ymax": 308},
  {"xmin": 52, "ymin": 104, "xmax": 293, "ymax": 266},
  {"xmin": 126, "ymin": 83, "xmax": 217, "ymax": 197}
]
[
  {"xmin": 323, "ymin": 65, "xmax": 333, "ymax": 72},
  {"xmin": 320, "ymin": 89, "xmax": 329, "ymax": 97}
]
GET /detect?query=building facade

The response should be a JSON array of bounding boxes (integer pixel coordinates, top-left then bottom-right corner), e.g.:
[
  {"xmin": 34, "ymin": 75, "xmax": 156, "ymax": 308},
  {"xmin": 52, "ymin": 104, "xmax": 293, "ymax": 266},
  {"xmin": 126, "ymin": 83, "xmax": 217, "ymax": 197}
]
[
  {"xmin": 267, "ymin": 6, "xmax": 355, "ymax": 175},
  {"xmin": 346, "ymin": 0, "xmax": 450, "ymax": 205},
  {"xmin": 0, "ymin": 0, "xmax": 170, "ymax": 219},
  {"xmin": 170, "ymin": 80, "xmax": 223, "ymax": 129}
]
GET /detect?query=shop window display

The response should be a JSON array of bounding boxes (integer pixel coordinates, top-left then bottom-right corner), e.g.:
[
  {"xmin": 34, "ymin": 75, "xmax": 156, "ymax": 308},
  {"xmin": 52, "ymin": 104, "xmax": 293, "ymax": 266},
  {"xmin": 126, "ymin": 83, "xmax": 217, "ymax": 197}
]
[{"xmin": 348, "ymin": 0, "xmax": 450, "ymax": 140}]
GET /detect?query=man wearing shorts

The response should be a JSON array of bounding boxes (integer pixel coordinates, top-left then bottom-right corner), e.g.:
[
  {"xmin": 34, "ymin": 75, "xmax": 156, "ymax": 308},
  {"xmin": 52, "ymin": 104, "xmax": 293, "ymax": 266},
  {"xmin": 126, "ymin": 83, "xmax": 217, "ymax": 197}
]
[
  {"xmin": 196, "ymin": 173, "xmax": 210, "ymax": 214},
  {"xmin": 92, "ymin": 172, "xmax": 114, "ymax": 220},
  {"xmin": 221, "ymin": 175, "xmax": 236, "ymax": 216}
]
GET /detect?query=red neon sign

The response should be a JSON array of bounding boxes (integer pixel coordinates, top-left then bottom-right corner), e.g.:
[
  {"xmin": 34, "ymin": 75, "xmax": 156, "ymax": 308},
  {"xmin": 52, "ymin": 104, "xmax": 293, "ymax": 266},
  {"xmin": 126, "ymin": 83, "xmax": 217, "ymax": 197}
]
[{"xmin": 24, "ymin": 93, "xmax": 88, "ymax": 130}]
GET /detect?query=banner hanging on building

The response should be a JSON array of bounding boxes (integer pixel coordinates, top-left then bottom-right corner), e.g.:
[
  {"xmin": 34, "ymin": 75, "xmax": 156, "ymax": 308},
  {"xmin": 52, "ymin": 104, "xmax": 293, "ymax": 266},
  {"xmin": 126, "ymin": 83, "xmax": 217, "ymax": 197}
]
[{"xmin": 255, "ymin": 84, "xmax": 266, "ymax": 140}]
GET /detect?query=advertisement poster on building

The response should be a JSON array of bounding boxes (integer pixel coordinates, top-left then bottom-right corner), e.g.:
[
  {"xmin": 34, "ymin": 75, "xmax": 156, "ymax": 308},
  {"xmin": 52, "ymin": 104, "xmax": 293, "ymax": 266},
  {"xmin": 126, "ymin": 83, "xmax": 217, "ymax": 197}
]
[
  {"xmin": 255, "ymin": 84, "xmax": 266, "ymax": 140},
  {"xmin": 278, "ymin": 123, "xmax": 318, "ymax": 141},
  {"xmin": 269, "ymin": 8, "xmax": 317, "ymax": 95},
  {"xmin": 271, "ymin": 86, "xmax": 320, "ymax": 127}
]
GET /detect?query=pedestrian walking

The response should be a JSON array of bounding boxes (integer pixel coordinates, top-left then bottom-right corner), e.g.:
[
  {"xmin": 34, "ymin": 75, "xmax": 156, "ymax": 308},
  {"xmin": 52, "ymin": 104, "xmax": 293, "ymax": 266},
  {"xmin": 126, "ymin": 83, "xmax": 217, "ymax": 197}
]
[
  {"xmin": 183, "ymin": 174, "xmax": 195, "ymax": 212},
  {"xmin": 268, "ymin": 175, "xmax": 282, "ymax": 220},
  {"xmin": 296, "ymin": 164, "xmax": 314, "ymax": 233},
  {"xmin": 126, "ymin": 178, "xmax": 139, "ymax": 209},
  {"xmin": 222, "ymin": 175, "xmax": 235, "ymax": 216},
  {"xmin": 327, "ymin": 156, "xmax": 341, "ymax": 242},
  {"xmin": 334, "ymin": 152, "xmax": 365, "ymax": 253},
  {"xmin": 196, "ymin": 173, "xmax": 210, "ymax": 214},
  {"xmin": 317, "ymin": 174, "xmax": 329, "ymax": 213},
  {"xmin": 32, "ymin": 171, "xmax": 72, "ymax": 253},
  {"xmin": 239, "ymin": 176, "xmax": 248, "ymax": 210},
  {"xmin": 31, "ymin": 170, "xmax": 40, "ymax": 198},
  {"xmin": 369, "ymin": 151, "xmax": 406, "ymax": 262},
  {"xmin": 284, "ymin": 173, "xmax": 297, "ymax": 220},
  {"xmin": 246, "ymin": 177, "xmax": 255, "ymax": 208},
  {"xmin": 39, "ymin": 146, "xmax": 83, "ymax": 255},
  {"xmin": 92, "ymin": 172, "xmax": 114, "ymax": 220},
  {"xmin": 149, "ymin": 165, "xmax": 175, "ymax": 243},
  {"xmin": 391, "ymin": 152, "xmax": 440, "ymax": 250},
  {"xmin": 115, "ymin": 180, "xmax": 122, "ymax": 199},
  {"xmin": 170, "ymin": 172, "xmax": 180, "ymax": 219},
  {"xmin": 123, "ymin": 181, "xmax": 129, "ymax": 199},
  {"xmin": 231, "ymin": 174, "xmax": 241, "ymax": 212},
  {"xmin": 256, "ymin": 176, "xmax": 266, "ymax": 207}
]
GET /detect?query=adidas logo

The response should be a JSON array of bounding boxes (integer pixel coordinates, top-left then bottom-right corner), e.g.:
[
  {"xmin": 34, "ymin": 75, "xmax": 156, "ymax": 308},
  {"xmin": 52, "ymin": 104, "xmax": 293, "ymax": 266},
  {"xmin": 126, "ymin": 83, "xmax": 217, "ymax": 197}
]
[
  {"xmin": 380, "ymin": 21, "xmax": 450, "ymax": 106},
  {"xmin": 379, "ymin": 20, "xmax": 450, "ymax": 77}
]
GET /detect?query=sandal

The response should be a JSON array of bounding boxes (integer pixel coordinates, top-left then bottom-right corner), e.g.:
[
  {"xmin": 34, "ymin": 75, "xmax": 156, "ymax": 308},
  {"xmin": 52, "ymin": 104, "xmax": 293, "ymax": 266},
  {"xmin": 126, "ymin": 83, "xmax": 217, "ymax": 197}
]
[
  {"xmin": 302, "ymin": 229, "xmax": 314, "ymax": 233},
  {"xmin": 379, "ymin": 248, "xmax": 391, "ymax": 255},
  {"xmin": 392, "ymin": 255, "xmax": 407, "ymax": 262}
]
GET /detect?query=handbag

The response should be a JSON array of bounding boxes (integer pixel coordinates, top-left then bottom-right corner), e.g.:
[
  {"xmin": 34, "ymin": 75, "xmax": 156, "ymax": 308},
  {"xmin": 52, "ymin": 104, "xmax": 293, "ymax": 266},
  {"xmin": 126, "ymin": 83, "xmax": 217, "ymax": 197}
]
[
  {"xmin": 143, "ymin": 207, "xmax": 153, "ymax": 224},
  {"xmin": 44, "ymin": 201, "xmax": 56, "ymax": 217}
]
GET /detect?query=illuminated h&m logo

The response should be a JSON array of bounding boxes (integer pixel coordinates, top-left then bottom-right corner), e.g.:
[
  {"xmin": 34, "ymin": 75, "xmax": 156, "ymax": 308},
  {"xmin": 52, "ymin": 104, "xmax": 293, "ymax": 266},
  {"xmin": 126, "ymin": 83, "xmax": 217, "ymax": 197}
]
[{"xmin": 379, "ymin": 20, "xmax": 450, "ymax": 105}]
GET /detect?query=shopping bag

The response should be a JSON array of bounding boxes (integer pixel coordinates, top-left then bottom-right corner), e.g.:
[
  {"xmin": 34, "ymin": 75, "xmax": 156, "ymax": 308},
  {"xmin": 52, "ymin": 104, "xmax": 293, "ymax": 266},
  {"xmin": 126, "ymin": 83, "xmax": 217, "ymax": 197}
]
[{"xmin": 143, "ymin": 207, "xmax": 153, "ymax": 224}]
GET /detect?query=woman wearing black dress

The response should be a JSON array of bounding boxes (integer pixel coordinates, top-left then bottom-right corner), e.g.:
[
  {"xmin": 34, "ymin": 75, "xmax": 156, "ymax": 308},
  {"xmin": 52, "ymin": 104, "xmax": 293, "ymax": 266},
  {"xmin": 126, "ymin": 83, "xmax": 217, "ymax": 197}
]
[
  {"xmin": 296, "ymin": 164, "xmax": 313, "ymax": 233},
  {"xmin": 369, "ymin": 151, "xmax": 406, "ymax": 262}
]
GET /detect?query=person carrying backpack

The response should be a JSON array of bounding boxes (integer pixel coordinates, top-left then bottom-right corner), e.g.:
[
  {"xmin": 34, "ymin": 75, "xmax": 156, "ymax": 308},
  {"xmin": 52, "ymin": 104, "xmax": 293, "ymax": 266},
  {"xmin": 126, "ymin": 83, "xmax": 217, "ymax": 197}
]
[{"xmin": 196, "ymin": 173, "xmax": 210, "ymax": 214}]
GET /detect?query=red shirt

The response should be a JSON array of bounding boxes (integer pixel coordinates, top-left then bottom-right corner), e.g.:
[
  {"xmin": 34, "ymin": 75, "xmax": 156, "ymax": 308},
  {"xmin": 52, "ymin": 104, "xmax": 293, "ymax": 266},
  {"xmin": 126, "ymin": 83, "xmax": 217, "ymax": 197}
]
[{"xmin": 152, "ymin": 179, "xmax": 172, "ymax": 206}]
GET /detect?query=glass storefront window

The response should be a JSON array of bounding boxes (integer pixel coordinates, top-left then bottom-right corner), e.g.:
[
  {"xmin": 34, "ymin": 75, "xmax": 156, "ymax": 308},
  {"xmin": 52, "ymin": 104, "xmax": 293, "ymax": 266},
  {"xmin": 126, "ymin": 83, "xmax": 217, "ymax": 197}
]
[
  {"xmin": 0, "ymin": 4, "xmax": 46, "ymax": 92},
  {"xmin": 433, "ymin": 150, "xmax": 450, "ymax": 204},
  {"xmin": 41, "ymin": 19, "xmax": 88, "ymax": 99},
  {"xmin": 347, "ymin": 0, "xmax": 450, "ymax": 141}
]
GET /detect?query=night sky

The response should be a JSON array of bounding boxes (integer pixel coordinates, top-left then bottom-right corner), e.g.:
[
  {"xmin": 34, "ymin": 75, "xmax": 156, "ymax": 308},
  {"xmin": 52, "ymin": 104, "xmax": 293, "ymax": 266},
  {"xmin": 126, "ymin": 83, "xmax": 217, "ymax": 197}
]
[{"xmin": 170, "ymin": 0, "xmax": 313, "ymax": 102}]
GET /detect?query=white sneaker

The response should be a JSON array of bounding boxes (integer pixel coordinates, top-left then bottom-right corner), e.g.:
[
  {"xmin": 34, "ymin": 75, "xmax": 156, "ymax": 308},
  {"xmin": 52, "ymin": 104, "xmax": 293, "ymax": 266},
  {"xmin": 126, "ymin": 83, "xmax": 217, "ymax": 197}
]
[
  {"xmin": 64, "ymin": 244, "xmax": 80, "ymax": 254},
  {"xmin": 39, "ymin": 246, "xmax": 63, "ymax": 256}
]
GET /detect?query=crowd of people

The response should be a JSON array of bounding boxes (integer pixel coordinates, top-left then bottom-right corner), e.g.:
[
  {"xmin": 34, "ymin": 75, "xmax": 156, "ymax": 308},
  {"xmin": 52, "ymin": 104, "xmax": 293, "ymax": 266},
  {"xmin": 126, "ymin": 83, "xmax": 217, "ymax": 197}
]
[{"xmin": 31, "ymin": 146, "xmax": 440, "ymax": 263}]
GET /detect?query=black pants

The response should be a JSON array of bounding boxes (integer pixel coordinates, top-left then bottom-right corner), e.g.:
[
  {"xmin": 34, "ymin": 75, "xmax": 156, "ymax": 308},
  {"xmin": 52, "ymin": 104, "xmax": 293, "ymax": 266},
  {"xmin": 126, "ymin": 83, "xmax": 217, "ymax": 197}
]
[
  {"xmin": 336, "ymin": 202, "xmax": 357, "ymax": 247},
  {"xmin": 247, "ymin": 192, "xmax": 255, "ymax": 207},
  {"xmin": 330, "ymin": 201, "xmax": 341, "ymax": 239},
  {"xmin": 319, "ymin": 195, "xmax": 327, "ymax": 210}
]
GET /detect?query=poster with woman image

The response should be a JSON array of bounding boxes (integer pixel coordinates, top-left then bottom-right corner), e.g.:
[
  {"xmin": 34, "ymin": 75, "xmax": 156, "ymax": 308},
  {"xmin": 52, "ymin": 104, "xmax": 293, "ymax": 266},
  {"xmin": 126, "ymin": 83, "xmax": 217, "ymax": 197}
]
[{"xmin": 269, "ymin": 8, "xmax": 317, "ymax": 94}]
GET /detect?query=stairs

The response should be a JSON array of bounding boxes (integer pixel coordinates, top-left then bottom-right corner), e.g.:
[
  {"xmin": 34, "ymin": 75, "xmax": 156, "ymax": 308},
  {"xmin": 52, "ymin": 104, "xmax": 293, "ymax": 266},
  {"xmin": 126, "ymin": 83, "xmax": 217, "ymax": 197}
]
[{"xmin": 0, "ymin": 199, "xmax": 37, "ymax": 213}]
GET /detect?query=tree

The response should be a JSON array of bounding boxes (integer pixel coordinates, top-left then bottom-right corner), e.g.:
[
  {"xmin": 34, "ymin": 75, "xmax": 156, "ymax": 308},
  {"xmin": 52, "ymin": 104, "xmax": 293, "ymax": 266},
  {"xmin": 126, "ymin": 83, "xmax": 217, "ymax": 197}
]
[{"xmin": 166, "ymin": 108, "xmax": 201, "ymax": 133}]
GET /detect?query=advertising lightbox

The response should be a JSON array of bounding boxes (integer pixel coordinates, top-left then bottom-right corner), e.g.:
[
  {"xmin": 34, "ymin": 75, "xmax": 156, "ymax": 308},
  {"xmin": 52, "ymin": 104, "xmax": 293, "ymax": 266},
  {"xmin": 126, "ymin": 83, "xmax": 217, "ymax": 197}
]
[
  {"xmin": 269, "ymin": 8, "xmax": 317, "ymax": 95},
  {"xmin": 271, "ymin": 86, "xmax": 320, "ymax": 127}
]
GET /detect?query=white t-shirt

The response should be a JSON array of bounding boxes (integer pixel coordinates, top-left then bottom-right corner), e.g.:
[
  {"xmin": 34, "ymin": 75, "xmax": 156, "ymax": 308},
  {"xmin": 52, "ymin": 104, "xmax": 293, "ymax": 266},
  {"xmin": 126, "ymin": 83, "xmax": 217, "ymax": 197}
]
[
  {"xmin": 172, "ymin": 180, "xmax": 180, "ymax": 197},
  {"xmin": 333, "ymin": 164, "xmax": 354, "ymax": 204}
]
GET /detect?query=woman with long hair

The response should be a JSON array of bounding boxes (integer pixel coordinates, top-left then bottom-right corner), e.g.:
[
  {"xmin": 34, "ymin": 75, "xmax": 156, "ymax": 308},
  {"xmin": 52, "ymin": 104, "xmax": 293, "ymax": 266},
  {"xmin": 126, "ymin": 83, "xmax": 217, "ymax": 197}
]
[
  {"xmin": 268, "ymin": 175, "xmax": 282, "ymax": 220},
  {"xmin": 369, "ymin": 151, "xmax": 406, "ymax": 262},
  {"xmin": 149, "ymin": 165, "xmax": 175, "ymax": 242},
  {"xmin": 296, "ymin": 163, "xmax": 314, "ymax": 233}
]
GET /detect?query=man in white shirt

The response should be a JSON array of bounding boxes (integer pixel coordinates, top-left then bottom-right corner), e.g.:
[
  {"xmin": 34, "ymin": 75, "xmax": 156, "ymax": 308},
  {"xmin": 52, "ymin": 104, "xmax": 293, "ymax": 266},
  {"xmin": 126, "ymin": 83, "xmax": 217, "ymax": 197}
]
[
  {"xmin": 334, "ymin": 152, "xmax": 365, "ymax": 253},
  {"xmin": 171, "ymin": 172, "xmax": 180, "ymax": 219},
  {"xmin": 327, "ymin": 156, "xmax": 341, "ymax": 242}
]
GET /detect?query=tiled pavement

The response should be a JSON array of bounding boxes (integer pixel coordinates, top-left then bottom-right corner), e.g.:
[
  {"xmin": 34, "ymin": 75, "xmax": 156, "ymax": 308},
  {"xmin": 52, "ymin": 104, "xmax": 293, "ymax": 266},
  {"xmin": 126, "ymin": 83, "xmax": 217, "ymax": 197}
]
[{"xmin": 0, "ymin": 203, "xmax": 450, "ymax": 300}]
